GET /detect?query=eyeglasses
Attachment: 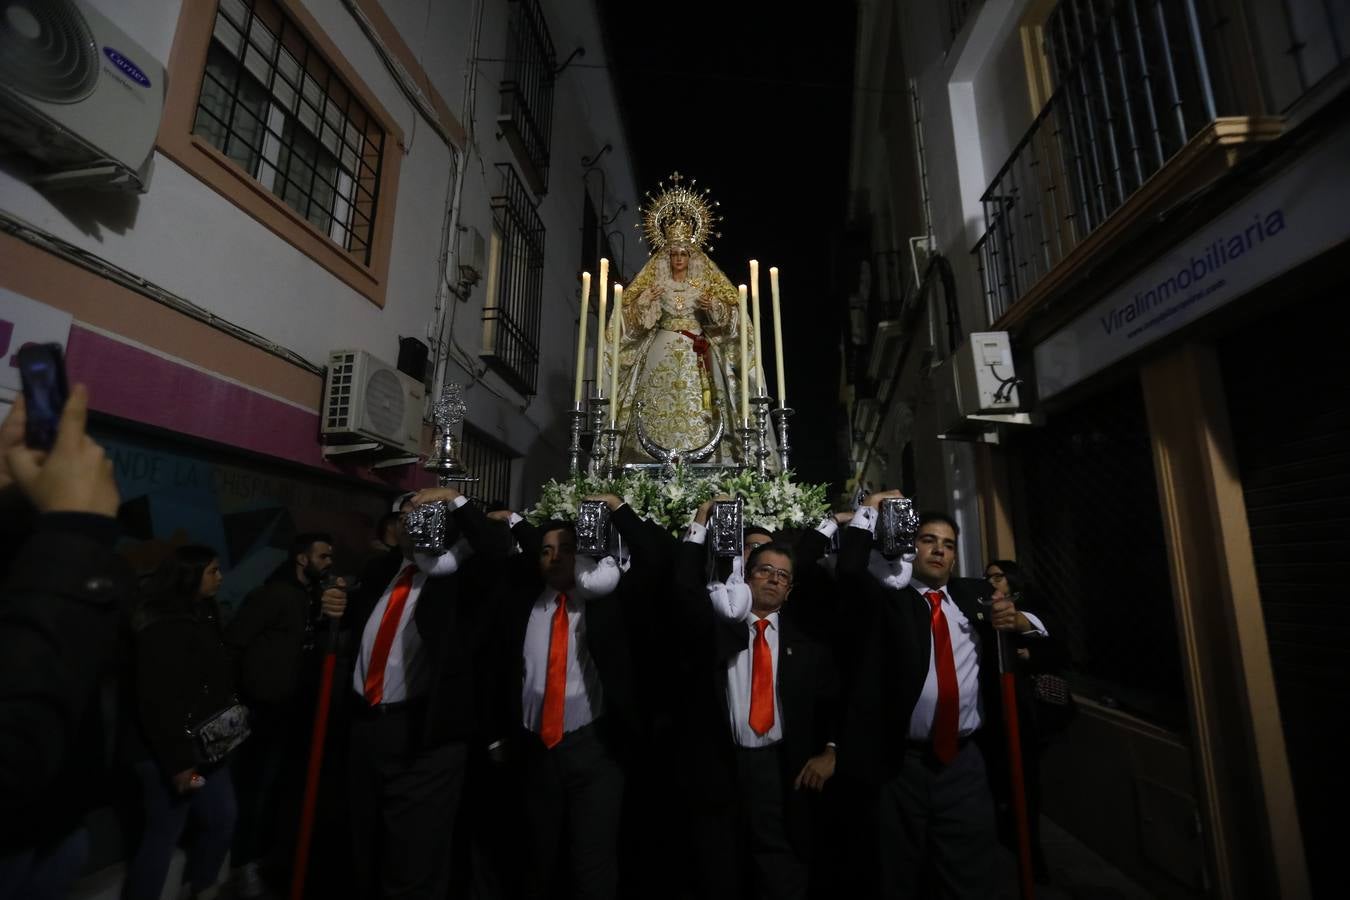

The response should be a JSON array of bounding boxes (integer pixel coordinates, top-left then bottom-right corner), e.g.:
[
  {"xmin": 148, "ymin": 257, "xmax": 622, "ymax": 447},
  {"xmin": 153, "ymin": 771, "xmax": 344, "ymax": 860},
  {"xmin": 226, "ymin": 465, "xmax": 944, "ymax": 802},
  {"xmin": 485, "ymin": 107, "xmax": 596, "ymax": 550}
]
[{"xmin": 750, "ymin": 564, "xmax": 793, "ymax": 586}]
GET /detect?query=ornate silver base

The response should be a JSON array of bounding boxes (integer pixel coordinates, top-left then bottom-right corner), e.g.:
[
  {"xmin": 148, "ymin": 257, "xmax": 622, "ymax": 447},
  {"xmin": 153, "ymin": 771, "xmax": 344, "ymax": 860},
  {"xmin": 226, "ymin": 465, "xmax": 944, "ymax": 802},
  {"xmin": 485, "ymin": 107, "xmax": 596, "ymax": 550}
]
[
  {"xmin": 770, "ymin": 406, "xmax": 794, "ymax": 472},
  {"xmin": 750, "ymin": 395, "xmax": 772, "ymax": 478},
  {"xmin": 568, "ymin": 402, "xmax": 586, "ymax": 476},
  {"xmin": 737, "ymin": 425, "xmax": 756, "ymax": 470},
  {"xmin": 588, "ymin": 394, "xmax": 610, "ymax": 478}
]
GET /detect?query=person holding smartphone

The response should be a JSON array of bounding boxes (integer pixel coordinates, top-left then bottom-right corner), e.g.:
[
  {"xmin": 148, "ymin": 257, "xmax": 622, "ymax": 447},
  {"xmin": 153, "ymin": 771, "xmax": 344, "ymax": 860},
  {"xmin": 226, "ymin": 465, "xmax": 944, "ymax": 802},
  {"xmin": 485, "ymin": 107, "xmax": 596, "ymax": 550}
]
[{"xmin": 0, "ymin": 384, "xmax": 131, "ymax": 899}]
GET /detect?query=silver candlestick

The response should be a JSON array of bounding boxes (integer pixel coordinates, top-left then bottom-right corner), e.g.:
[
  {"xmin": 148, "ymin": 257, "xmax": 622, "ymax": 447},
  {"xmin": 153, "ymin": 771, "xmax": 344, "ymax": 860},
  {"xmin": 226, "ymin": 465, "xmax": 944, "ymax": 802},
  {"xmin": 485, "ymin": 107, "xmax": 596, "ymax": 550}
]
[
  {"xmin": 771, "ymin": 406, "xmax": 794, "ymax": 473},
  {"xmin": 736, "ymin": 423, "xmax": 756, "ymax": 471},
  {"xmin": 588, "ymin": 393, "xmax": 610, "ymax": 477},
  {"xmin": 601, "ymin": 426, "xmax": 623, "ymax": 479},
  {"xmin": 750, "ymin": 395, "xmax": 772, "ymax": 478},
  {"xmin": 405, "ymin": 383, "xmax": 477, "ymax": 553},
  {"xmin": 567, "ymin": 401, "xmax": 586, "ymax": 475}
]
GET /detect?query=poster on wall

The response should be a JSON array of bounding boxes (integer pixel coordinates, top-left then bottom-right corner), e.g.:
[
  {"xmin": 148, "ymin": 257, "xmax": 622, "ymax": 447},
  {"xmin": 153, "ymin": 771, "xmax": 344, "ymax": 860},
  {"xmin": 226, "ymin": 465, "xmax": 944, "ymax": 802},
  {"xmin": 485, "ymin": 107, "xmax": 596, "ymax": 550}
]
[{"xmin": 95, "ymin": 427, "xmax": 393, "ymax": 618}]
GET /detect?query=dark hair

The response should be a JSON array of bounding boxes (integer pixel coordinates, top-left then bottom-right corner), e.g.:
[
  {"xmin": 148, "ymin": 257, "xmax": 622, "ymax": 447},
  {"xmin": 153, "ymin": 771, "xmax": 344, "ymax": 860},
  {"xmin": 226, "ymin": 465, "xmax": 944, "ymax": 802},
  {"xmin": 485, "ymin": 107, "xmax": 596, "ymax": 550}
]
[
  {"xmin": 917, "ymin": 510, "xmax": 960, "ymax": 539},
  {"xmin": 743, "ymin": 525, "xmax": 774, "ymax": 543},
  {"xmin": 747, "ymin": 541, "xmax": 796, "ymax": 575},
  {"xmin": 139, "ymin": 544, "xmax": 218, "ymax": 620},
  {"xmin": 539, "ymin": 520, "xmax": 575, "ymax": 541},
  {"xmin": 291, "ymin": 532, "xmax": 333, "ymax": 560},
  {"xmin": 986, "ymin": 558, "xmax": 1027, "ymax": 596}
]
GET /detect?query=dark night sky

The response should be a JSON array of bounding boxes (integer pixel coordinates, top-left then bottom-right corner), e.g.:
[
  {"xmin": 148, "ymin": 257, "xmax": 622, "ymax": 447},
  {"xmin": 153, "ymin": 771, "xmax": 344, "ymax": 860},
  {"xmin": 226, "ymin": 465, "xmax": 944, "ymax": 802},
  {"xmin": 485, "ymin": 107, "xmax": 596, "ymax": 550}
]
[{"xmin": 595, "ymin": 0, "xmax": 858, "ymax": 487}]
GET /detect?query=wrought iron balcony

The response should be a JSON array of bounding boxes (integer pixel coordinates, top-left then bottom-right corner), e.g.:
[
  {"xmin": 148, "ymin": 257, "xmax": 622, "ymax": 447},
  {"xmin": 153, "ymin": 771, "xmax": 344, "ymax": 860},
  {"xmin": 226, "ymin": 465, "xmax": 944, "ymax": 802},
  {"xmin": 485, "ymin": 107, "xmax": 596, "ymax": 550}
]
[{"xmin": 976, "ymin": 0, "xmax": 1348, "ymax": 324}]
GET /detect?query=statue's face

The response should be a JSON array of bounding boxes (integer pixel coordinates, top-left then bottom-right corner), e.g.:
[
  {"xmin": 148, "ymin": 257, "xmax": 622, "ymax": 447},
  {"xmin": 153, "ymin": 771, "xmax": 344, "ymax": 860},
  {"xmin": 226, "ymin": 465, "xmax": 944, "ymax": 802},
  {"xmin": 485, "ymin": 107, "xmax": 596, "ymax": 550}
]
[{"xmin": 668, "ymin": 246, "xmax": 690, "ymax": 275}]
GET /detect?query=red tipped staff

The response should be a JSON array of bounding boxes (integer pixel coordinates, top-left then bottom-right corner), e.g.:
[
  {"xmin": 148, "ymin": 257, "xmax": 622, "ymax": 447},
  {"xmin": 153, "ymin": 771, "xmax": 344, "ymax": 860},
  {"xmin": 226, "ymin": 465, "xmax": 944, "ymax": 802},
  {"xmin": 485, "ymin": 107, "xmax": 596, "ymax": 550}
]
[
  {"xmin": 290, "ymin": 615, "xmax": 340, "ymax": 900},
  {"xmin": 996, "ymin": 597, "xmax": 1036, "ymax": 900}
]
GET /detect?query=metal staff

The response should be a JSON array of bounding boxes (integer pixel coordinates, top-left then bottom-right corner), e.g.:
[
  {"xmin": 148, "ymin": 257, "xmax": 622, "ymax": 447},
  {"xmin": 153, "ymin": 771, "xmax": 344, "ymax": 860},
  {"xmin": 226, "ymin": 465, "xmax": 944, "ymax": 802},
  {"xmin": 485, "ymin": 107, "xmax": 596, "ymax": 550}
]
[{"xmin": 997, "ymin": 592, "xmax": 1036, "ymax": 900}]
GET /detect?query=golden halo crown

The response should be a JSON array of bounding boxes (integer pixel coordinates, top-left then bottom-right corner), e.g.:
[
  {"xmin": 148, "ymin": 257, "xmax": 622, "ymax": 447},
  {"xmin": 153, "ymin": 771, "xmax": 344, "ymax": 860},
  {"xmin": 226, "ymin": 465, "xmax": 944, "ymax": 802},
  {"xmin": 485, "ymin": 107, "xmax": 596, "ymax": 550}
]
[{"xmin": 639, "ymin": 171, "xmax": 722, "ymax": 254}]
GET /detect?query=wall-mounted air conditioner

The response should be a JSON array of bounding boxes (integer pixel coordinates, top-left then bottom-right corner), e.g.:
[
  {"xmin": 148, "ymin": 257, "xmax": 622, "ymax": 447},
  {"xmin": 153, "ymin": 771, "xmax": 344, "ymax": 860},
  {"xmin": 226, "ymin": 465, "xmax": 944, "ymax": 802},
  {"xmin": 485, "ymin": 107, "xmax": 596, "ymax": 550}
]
[
  {"xmin": 935, "ymin": 331, "xmax": 1036, "ymax": 438},
  {"xmin": 321, "ymin": 349, "xmax": 425, "ymax": 456},
  {"xmin": 0, "ymin": 0, "xmax": 165, "ymax": 192}
]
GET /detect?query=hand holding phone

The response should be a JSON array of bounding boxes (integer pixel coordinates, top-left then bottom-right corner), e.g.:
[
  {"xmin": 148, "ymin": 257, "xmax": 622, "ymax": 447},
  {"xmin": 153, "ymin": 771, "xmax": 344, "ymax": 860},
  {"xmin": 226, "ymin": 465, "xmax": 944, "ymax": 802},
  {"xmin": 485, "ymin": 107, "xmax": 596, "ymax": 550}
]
[
  {"xmin": 5, "ymin": 383, "xmax": 120, "ymax": 516},
  {"xmin": 18, "ymin": 343, "xmax": 69, "ymax": 451}
]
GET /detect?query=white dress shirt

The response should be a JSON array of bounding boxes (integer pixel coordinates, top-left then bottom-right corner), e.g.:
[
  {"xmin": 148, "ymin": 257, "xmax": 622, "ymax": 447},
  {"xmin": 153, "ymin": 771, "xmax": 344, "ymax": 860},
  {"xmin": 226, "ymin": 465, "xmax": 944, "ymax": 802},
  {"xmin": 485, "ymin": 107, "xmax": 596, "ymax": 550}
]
[
  {"xmin": 684, "ymin": 521, "xmax": 783, "ymax": 747},
  {"xmin": 521, "ymin": 586, "xmax": 604, "ymax": 737},
  {"xmin": 353, "ymin": 495, "xmax": 471, "ymax": 704},
  {"xmin": 846, "ymin": 510, "xmax": 1048, "ymax": 741},
  {"xmin": 726, "ymin": 611, "xmax": 784, "ymax": 747}
]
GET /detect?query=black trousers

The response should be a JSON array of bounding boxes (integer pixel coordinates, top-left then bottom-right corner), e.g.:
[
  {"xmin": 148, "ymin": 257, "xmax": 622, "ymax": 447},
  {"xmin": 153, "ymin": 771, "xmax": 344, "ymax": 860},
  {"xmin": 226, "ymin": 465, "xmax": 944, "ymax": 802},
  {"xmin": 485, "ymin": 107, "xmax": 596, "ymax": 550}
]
[
  {"xmin": 348, "ymin": 701, "xmax": 468, "ymax": 900},
  {"xmin": 518, "ymin": 720, "xmax": 624, "ymax": 900},
  {"xmin": 876, "ymin": 740, "xmax": 998, "ymax": 900},
  {"xmin": 733, "ymin": 745, "xmax": 808, "ymax": 900}
]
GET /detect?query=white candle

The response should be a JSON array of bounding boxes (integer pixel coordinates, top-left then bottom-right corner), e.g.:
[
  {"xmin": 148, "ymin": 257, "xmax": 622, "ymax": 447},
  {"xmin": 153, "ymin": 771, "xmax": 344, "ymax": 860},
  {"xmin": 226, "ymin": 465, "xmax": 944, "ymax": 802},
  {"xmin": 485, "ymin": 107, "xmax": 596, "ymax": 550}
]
[
  {"xmin": 594, "ymin": 258, "xmax": 609, "ymax": 396},
  {"xmin": 749, "ymin": 260, "xmax": 766, "ymax": 396},
  {"xmin": 573, "ymin": 271, "xmax": 591, "ymax": 406},
  {"xmin": 770, "ymin": 267, "xmax": 786, "ymax": 409},
  {"xmin": 609, "ymin": 284, "xmax": 623, "ymax": 428},
  {"xmin": 738, "ymin": 284, "xmax": 750, "ymax": 428}
]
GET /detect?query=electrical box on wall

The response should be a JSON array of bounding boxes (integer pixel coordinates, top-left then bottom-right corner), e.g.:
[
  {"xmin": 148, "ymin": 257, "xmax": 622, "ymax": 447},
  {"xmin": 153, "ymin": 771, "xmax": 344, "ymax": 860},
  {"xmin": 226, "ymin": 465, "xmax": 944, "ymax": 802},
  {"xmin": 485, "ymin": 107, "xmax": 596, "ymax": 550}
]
[
  {"xmin": 458, "ymin": 225, "xmax": 487, "ymax": 287},
  {"xmin": 935, "ymin": 331, "xmax": 1034, "ymax": 438}
]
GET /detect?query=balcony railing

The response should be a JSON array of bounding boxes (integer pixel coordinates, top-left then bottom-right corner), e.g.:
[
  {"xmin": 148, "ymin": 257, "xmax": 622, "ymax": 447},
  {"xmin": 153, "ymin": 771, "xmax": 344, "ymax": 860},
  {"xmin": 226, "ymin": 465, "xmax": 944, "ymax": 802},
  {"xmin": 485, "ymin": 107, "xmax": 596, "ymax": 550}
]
[
  {"xmin": 498, "ymin": 0, "xmax": 556, "ymax": 195},
  {"xmin": 977, "ymin": 0, "xmax": 1348, "ymax": 323}
]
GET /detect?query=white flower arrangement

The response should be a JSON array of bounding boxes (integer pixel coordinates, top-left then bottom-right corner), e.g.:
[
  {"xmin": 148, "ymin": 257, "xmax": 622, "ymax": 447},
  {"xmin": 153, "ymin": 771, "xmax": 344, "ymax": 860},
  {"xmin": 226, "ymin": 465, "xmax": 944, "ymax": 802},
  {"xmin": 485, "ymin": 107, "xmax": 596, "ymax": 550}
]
[{"xmin": 526, "ymin": 467, "xmax": 830, "ymax": 533}]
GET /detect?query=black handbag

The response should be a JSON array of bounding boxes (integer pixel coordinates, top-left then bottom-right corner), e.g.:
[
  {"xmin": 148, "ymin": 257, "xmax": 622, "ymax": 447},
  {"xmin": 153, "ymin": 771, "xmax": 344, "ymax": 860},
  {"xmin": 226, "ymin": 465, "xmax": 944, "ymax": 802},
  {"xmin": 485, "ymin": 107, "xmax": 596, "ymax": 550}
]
[{"xmin": 187, "ymin": 701, "xmax": 251, "ymax": 764}]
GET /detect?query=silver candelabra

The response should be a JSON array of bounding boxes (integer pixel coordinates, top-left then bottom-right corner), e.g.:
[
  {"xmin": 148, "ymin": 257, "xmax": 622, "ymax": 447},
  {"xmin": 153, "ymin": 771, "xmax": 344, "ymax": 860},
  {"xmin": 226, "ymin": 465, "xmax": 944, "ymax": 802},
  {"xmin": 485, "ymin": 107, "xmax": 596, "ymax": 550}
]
[
  {"xmin": 749, "ymin": 395, "xmax": 772, "ymax": 478},
  {"xmin": 771, "ymin": 406, "xmax": 793, "ymax": 473}
]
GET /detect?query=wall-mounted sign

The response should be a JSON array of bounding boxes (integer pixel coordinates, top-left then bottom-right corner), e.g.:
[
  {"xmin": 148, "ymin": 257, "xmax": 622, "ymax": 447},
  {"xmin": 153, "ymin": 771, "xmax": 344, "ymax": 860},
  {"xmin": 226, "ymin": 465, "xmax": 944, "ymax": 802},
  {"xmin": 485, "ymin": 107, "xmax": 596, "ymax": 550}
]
[{"xmin": 1035, "ymin": 124, "xmax": 1350, "ymax": 400}]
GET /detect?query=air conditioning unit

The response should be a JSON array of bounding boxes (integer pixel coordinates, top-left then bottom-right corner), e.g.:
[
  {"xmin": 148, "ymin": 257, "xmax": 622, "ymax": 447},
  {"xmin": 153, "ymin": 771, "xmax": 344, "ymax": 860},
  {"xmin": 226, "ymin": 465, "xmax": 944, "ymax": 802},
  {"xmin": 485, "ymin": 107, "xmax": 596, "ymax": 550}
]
[
  {"xmin": 935, "ymin": 331, "xmax": 1035, "ymax": 438},
  {"xmin": 0, "ymin": 0, "xmax": 165, "ymax": 192},
  {"xmin": 321, "ymin": 349, "xmax": 425, "ymax": 456}
]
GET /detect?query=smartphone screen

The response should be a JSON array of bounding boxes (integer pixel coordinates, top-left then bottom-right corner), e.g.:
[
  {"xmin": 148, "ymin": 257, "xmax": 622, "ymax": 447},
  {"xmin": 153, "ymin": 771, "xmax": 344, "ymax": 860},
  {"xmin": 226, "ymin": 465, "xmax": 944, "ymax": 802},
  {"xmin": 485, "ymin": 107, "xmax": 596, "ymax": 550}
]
[{"xmin": 17, "ymin": 343, "xmax": 69, "ymax": 451}]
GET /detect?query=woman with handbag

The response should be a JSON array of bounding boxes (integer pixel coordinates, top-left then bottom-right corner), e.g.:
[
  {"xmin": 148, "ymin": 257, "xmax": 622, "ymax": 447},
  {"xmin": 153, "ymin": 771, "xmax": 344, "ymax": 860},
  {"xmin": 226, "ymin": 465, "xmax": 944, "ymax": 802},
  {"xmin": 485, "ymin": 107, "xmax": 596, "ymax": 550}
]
[{"xmin": 123, "ymin": 545, "xmax": 245, "ymax": 900}]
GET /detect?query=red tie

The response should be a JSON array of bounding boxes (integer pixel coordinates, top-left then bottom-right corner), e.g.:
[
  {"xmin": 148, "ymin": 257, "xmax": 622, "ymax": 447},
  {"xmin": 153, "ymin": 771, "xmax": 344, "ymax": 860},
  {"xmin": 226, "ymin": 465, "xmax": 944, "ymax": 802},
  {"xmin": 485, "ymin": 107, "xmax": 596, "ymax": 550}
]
[
  {"xmin": 749, "ymin": 618, "xmax": 774, "ymax": 736},
  {"xmin": 363, "ymin": 564, "xmax": 417, "ymax": 705},
  {"xmin": 925, "ymin": 590, "xmax": 960, "ymax": 764},
  {"xmin": 539, "ymin": 592, "xmax": 570, "ymax": 748}
]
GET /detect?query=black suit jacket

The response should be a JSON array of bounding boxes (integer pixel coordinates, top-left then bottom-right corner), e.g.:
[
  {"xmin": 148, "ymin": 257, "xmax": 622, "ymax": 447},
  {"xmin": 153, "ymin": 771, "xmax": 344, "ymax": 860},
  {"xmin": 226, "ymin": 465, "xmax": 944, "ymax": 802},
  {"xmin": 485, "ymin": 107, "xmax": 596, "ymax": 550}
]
[
  {"xmin": 835, "ymin": 523, "xmax": 1052, "ymax": 784},
  {"xmin": 346, "ymin": 500, "xmax": 507, "ymax": 748},
  {"xmin": 671, "ymin": 536, "xmax": 839, "ymax": 854},
  {"xmin": 490, "ymin": 503, "xmax": 674, "ymax": 755}
]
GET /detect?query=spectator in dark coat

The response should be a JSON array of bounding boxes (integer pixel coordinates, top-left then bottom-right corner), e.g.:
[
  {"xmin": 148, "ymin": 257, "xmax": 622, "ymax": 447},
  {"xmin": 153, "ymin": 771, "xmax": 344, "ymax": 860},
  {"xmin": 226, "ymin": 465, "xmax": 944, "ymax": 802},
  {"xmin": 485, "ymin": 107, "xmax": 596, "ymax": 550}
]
[
  {"xmin": 224, "ymin": 532, "xmax": 346, "ymax": 897},
  {"xmin": 0, "ymin": 387, "xmax": 131, "ymax": 900},
  {"xmin": 123, "ymin": 546, "xmax": 239, "ymax": 900}
]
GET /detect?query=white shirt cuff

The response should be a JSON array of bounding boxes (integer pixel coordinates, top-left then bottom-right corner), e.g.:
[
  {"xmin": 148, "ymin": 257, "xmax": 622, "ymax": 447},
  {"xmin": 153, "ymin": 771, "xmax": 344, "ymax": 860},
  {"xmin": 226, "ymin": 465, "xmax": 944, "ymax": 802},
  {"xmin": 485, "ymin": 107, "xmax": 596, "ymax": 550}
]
[
  {"xmin": 449, "ymin": 494, "xmax": 468, "ymax": 510},
  {"xmin": 815, "ymin": 517, "xmax": 839, "ymax": 539},
  {"xmin": 508, "ymin": 512, "xmax": 523, "ymax": 527},
  {"xmin": 850, "ymin": 505, "xmax": 878, "ymax": 534},
  {"xmin": 1021, "ymin": 610, "xmax": 1049, "ymax": 637},
  {"xmin": 684, "ymin": 521, "xmax": 708, "ymax": 544}
]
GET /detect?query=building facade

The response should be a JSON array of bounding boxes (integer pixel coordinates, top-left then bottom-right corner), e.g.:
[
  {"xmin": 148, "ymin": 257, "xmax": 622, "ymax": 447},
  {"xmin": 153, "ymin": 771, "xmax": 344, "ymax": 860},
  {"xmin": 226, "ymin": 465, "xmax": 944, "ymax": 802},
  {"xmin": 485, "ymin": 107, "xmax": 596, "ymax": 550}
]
[
  {"xmin": 1, "ymin": 0, "xmax": 638, "ymax": 609},
  {"xmin": 846, "ymin": 0, "xmax": 1348, "ymax": 896}
]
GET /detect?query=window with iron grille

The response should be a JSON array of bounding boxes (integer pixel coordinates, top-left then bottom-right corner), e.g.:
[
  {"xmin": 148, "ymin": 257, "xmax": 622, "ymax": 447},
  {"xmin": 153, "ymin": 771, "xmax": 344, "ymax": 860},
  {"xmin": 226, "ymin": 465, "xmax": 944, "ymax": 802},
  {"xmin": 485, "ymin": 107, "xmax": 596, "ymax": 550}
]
[
  {"xmin": 192, "ymin": 0, "xmax": 385, "ymax": 264},
  {"xmin": 461, "ymin": 425, "xmax": 515, "ymax": 510},
  {"xmin": 482, "ymin": 163, "xmax": 546, "ymax": 395},
  {"xmin": 498, "ymin": 0, "xmax": 557, "ymax": 194}
]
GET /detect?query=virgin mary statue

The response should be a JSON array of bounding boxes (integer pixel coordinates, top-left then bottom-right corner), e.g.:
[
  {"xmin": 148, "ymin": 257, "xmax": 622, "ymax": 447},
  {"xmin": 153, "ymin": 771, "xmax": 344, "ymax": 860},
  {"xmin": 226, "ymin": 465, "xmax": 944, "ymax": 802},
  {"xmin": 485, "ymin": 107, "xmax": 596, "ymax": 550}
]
[{"xmin": 608, "ymin": 175, "xmax": 767, "ymax": 466}]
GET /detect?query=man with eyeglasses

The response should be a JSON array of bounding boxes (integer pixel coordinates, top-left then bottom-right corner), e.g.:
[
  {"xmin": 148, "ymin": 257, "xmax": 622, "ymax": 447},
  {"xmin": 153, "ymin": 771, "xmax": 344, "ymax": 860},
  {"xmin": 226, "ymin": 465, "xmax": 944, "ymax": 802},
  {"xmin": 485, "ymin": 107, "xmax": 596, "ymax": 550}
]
[
  {"xmin": 671, "ymin": 499, "xmax": 840, "ymax": 900},
  {"xmin": 836, "ymin": 490, "xmax": 1052, "ymax": 899}
]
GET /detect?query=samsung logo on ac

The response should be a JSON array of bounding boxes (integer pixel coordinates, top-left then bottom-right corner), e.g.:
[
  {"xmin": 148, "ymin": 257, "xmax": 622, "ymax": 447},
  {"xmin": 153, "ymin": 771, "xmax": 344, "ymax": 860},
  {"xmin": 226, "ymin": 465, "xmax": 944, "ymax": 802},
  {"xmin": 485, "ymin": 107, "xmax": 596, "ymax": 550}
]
[{"xmin": 102, "ymin": 47, "xmax": 151, "ymax": 87}]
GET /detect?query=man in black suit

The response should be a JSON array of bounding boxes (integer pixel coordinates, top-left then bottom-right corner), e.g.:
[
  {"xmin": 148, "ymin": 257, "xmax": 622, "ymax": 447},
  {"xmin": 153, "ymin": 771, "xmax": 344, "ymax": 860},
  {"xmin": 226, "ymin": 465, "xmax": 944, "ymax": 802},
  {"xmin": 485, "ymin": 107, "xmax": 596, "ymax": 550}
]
[
  {"xmin": 344, "ymin": 485, "xmax": 505, "ymax": 900},
  {"xmin": 836, "ymin": 491, "xmax": 1052, "ymax": 899},
  {"xmin": 488, "ymin": 493, "xmax": 670, "ymax": 900},
  {"xmin": 674, "ymin": 500, "xmax": 840, "ymax": 900}
]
